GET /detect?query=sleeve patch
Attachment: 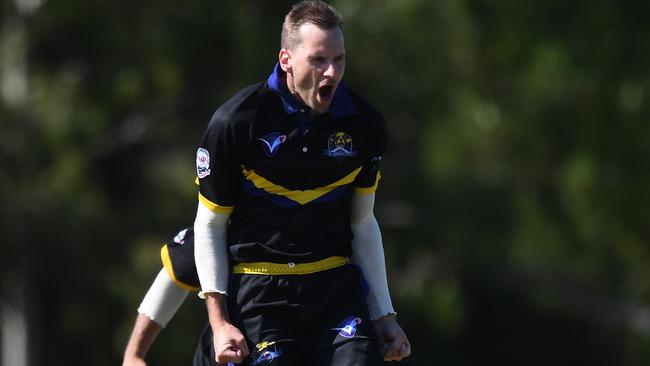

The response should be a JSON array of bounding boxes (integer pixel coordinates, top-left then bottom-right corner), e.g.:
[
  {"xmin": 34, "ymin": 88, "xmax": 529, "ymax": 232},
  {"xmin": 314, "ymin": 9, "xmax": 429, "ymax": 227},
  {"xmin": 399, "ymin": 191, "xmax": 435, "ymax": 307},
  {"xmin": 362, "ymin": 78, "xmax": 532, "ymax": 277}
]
[{"xmin": 196, "ymin": 148, "xmax": 211, "ymax": 178}]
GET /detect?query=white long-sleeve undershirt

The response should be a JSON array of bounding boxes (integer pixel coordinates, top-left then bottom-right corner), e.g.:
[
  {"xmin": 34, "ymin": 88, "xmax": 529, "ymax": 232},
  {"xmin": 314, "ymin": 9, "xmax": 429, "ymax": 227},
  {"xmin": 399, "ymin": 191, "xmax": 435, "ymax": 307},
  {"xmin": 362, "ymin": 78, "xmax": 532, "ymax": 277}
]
[
  {"xmin": 137, "ymin": 269, "xmax": 190, "ymax": 328},
  {"xmin": 192, "ymin": 193, "xmax": 395, "ymax": 319},
  {"xmin": 350, "ymin": 192, "xmax": 396, "ymax": 320},
  {"xmin": 193, "ymin": 202, "xmax": 230, "ymax": 298}
]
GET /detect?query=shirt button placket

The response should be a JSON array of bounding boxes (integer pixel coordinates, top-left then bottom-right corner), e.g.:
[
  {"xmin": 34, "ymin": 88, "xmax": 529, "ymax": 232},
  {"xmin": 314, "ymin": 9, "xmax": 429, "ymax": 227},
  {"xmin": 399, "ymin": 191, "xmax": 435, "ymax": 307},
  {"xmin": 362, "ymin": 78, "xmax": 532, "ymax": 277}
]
[{"xmin": 298, "ymin": 108, "xmax": 310, "ymax": 155}]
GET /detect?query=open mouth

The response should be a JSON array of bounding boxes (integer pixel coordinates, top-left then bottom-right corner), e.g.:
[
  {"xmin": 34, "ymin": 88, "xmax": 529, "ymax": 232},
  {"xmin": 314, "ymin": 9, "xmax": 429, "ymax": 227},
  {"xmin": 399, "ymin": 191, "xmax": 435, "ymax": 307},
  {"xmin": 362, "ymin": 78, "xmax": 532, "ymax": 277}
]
[{"xmin": 318, "ymin": 85, "xmax": 335, "ymax": 102}]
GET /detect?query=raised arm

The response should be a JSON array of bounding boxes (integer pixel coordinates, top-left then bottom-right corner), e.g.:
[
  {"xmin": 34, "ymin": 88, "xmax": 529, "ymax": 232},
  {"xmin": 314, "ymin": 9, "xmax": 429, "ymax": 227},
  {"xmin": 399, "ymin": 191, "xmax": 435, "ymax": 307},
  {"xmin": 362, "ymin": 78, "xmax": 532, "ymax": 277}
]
[{"xmin": 122, "ymin": 269, "xmax": 189, "ymax": 366}]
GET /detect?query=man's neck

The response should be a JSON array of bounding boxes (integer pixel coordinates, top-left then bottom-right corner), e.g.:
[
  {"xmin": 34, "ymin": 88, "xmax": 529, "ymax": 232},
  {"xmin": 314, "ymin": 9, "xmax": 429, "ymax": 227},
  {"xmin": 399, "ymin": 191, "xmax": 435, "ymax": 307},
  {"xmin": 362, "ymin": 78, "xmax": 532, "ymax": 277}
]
[{"xmin": 283, "ymin": 73, "xmax": 323, "ymax": 119}]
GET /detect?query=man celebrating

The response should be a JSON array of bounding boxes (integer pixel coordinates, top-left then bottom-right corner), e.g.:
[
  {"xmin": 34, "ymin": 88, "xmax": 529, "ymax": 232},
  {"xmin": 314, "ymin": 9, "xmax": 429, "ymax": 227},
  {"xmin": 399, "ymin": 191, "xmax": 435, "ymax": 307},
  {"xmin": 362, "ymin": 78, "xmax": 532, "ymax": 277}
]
[{"xmin": 193, "ymin": 1, "xmax": 410, "ymax": 364}]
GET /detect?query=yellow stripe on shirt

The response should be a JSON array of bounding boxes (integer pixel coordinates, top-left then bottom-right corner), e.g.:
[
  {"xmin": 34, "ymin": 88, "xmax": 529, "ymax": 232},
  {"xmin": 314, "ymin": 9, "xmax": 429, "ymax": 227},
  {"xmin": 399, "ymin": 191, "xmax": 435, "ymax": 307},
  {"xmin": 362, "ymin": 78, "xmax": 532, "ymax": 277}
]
[
  {"xmin": 160, "ymin": 245, "xmax": 200, "ymax": 292},
  {"xmin": 198, "ymin": 192, "xmax": 234, "ymax": 214},
  {"xmin": 354, "ymin": 171, "xmax": 382, "ymax": 195},
  {"xmin": 242, "ymin": 166, "xmax": 362, "ymax": 205}
]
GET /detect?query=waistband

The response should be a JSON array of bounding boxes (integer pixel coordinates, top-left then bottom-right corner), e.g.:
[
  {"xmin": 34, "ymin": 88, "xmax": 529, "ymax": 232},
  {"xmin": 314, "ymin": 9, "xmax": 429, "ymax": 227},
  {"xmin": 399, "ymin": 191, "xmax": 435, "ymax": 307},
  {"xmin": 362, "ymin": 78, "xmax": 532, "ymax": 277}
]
[{"xmin": 232, "ymin": 256, "xmax": 350, "ymax": 275}]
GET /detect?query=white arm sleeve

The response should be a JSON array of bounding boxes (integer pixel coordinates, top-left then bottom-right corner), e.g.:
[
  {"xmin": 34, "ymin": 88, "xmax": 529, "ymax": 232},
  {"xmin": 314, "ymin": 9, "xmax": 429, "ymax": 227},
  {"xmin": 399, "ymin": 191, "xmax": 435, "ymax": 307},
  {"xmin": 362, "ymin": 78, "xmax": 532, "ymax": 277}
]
[
  {"xmin": 137, "ymin": 269, "xmax": 190, "ymax": 328},
  {"xmin": 350, "ymin": 192, "xmax": 396, "ymax": 320},
  {"xmin": 193, "ymin": 201, "xmax": 230, "ymax": 298}
]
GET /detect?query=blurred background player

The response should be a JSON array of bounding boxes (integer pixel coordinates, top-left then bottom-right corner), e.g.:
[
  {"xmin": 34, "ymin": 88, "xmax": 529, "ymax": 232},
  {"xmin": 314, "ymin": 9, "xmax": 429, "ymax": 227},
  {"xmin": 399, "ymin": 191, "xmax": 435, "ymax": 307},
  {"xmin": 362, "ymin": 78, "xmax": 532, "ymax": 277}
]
[{"xmin": 122, "ymin": 227, "xmax": 199, "ymax": 366}]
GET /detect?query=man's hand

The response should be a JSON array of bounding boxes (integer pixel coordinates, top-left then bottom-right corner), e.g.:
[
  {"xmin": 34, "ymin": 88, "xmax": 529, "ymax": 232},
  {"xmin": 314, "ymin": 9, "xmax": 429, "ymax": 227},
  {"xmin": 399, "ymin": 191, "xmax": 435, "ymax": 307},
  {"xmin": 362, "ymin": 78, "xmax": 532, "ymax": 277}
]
[
  {"xmin": 204, "ymin": 293, "xmax": 250, "ymax": 364},
  {"xmin": 373, "ymin": 314, "xmax": 411, "ymax": 361},
  {"xmin": 212, "ymin": 321, "xmax": 250, "ymax": 364}
]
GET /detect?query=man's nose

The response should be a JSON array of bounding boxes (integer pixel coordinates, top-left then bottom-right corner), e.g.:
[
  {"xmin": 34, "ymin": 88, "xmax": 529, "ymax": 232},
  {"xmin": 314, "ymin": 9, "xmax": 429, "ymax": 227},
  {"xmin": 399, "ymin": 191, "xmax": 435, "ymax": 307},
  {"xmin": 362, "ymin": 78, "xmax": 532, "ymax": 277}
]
[{"xmin": 323, "ymin": 62, "xmax": 339, "ymax": 78}]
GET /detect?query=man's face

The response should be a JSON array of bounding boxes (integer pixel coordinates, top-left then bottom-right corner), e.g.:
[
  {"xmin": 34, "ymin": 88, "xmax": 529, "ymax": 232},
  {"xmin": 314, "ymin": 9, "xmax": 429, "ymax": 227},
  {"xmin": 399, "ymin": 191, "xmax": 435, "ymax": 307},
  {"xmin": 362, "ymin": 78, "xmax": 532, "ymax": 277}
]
[{"xmin": 280, "ymin": 23, "xmax": 346, "ymax": 115}]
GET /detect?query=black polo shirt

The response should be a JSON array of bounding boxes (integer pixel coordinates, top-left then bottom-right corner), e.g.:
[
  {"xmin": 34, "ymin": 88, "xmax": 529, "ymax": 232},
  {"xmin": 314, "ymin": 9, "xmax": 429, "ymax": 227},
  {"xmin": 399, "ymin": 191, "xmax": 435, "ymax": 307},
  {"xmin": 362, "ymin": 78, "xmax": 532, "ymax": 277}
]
[{"xmin": 196, "ymin": 63, "xmax": 386, "ymax": 264}]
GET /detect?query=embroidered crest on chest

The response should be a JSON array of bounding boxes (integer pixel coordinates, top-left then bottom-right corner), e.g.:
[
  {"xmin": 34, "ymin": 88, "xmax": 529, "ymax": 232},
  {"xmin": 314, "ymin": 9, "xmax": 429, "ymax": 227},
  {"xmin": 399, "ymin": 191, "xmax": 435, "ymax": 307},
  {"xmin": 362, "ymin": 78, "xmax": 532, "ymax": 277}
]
[{"xmin": 324, "ymin": 132, "xmax": 356, "ymax": 160}]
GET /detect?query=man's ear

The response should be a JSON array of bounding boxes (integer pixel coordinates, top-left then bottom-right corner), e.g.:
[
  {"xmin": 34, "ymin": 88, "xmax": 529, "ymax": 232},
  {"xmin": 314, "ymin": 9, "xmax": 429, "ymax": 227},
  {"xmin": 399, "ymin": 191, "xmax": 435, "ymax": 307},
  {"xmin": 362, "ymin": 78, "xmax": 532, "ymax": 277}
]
[{"xmin": 279, "ymin": 49, "xmax": 292, "ymax": 73}]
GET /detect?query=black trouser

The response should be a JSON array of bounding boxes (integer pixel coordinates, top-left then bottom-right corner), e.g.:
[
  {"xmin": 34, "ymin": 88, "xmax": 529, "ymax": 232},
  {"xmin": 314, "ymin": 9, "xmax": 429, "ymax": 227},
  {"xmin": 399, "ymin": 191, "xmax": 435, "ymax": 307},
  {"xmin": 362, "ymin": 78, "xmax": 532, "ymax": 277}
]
[{"xmin": 193, "ymin": 264, "xmax": 385, "ymax": 366}]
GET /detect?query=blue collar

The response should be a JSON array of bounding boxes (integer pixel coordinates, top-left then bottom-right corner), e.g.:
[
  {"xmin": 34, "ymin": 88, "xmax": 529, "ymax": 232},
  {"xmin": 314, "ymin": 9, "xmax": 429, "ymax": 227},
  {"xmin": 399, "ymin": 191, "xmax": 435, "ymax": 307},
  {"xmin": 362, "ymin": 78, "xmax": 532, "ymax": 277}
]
[{"xmin": 266, "ymin": 63, "xmax": 358, "ymax": 118}]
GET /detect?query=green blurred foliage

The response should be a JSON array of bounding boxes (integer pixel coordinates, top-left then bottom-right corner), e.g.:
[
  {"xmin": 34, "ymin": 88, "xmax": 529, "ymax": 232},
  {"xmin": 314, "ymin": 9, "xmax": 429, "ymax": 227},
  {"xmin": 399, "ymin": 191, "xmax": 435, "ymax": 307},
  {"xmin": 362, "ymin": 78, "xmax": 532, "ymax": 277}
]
[{"xmin": 1, "ymin": 0, "xmax": 649, "ymax": 365}]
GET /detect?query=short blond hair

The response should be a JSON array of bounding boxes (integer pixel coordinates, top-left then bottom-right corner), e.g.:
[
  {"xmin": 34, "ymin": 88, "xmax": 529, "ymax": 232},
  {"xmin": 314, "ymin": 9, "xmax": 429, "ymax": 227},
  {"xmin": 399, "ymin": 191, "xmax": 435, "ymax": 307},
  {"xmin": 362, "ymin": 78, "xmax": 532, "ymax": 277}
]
[{"xmin": 281, "ymin": 1, "xmax": 343, "ymax": 50}]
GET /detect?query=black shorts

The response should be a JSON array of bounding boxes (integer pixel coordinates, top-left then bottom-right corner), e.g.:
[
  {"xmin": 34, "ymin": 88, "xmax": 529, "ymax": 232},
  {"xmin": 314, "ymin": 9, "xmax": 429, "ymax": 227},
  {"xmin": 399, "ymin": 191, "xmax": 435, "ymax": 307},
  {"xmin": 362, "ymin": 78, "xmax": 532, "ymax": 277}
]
[{"xmin": 193, "ymin": 264, "xmax": 385, "ymax": 366}]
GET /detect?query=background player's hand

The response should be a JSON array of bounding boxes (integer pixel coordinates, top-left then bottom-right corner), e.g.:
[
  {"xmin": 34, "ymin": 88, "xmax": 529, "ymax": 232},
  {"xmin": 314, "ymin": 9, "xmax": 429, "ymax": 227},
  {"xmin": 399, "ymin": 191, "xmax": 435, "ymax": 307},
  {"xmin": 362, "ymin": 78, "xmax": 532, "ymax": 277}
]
[
  {"xmin": 373, "ymin": 314, "xmax": 411, "ymax": 361},
  {"xmin": 213, "ymin": 321, "xmax": 250, "ymax": 364}
]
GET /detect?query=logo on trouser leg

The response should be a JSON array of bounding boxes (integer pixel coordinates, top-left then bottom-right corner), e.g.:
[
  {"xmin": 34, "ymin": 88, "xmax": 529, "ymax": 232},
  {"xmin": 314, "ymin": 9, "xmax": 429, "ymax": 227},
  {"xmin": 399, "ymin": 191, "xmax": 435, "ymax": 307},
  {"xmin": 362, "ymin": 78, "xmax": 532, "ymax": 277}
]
[
  {"xmin": 252, "ymin": 341, "xmax": 282, "ymax": 365},
  {"xmin": 331, "ymin": 316, "xmax": 362, "ymax": 338}
]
